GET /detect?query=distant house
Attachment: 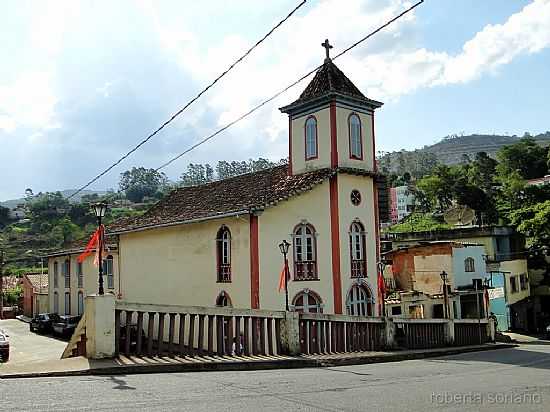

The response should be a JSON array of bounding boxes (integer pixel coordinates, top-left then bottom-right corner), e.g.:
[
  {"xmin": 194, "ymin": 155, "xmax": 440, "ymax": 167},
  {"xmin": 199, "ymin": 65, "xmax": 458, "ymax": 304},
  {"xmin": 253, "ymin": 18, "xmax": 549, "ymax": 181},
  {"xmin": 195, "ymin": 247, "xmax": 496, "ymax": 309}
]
[
  {"xmin": 384, "ymin": 226, "xmax": 532, "ymax": 331},
  {"xmin": 383, "ymin": 241, "xmax": 487, "ymax": 320},
  {"xmin": 44, "ymin": 238, "xmax": 119, "ymax": 317},
  {"xmin": 389, "ymin": 186, "xmax": 415, "ymax": 223},
  {"xmin": 8, "ymin": 205, "xmax": 27, "ymax": 220},
  {"xmin": 21, "ymin": 273, "xmax": 49, "ymax": 317},
  {"xmin": 526, "ymin": 175, "xmax": 550, "ymax": 187}
]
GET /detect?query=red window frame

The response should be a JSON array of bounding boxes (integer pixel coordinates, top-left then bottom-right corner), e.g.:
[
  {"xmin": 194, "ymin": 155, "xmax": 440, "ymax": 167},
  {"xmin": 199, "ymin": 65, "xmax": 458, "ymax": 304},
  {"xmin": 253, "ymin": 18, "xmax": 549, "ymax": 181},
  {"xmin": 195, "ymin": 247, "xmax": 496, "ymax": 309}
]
[
  {"xmin": 304, "ymin": 115, "xmax": 319, "ymax": 161},
  {"xmin": 349, "ymin": 222, "xmax": 367, "ymax": 278},
  {"xmin": 216, "ymin": 226, "xmax": 232, "ymax": 282},
  {"xmin": 348, "ymin": 113, "xmax": 363, "ymax": 160},
  {"xmin": 293, "ymin": 223, "xmax": 318, "ymax": 280}
]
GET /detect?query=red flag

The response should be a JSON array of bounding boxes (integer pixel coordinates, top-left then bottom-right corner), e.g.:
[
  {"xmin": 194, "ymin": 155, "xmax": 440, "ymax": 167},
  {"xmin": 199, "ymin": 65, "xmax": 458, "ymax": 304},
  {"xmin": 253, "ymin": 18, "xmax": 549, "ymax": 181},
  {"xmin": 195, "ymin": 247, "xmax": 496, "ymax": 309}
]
[
  {"xmin": 77, "ymin": 228, "xmax": 100, "ymax": 263},
  {"xmin": 77, "ymin": 225, "xmax": 106, "ymax": 266},
  {"xmin": 377, "ymin": 269, "xmax": 386, "ymax": 315},
  {"xmin": 278, "ymin": 260, "xmax": 290, "ymax": 292}
]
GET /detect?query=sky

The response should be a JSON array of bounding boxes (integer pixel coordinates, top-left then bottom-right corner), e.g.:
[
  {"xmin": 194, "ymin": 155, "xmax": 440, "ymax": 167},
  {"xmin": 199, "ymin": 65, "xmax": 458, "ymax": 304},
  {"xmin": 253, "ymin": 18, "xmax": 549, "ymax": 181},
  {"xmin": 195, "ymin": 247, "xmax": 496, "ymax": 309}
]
[{"xmin": 1, "ymin": 0, "xmax": 550, "ymax": 201}]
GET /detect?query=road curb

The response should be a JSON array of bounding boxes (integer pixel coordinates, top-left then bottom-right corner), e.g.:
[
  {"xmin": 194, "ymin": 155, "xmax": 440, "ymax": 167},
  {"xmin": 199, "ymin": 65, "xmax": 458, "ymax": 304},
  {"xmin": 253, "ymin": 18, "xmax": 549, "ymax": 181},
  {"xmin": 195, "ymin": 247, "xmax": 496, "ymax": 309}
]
[{"xmin": 0, "ymin": 344, "xmax": 517, "ymax": 379}]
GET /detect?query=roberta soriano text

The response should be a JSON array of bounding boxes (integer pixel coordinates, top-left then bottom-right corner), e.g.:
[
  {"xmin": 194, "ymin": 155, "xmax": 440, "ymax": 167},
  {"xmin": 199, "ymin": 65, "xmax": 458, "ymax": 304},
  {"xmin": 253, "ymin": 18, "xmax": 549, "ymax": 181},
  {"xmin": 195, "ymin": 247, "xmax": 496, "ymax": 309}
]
[{"xmin": 431, "ymin": 391, "xmax": 542, "ymax": 405}]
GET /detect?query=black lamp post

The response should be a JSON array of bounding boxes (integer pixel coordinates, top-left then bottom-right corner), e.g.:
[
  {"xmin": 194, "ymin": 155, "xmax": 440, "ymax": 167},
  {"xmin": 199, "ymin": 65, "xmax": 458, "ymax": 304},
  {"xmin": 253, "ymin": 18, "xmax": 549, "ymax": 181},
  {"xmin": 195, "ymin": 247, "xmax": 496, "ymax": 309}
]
[
  {"xmin": 92, "ymin": 202, "xmax": 107, "ymax": 295},
  {"xmin": 440, "ymin": 271, "xmax": 449, "ymax": 319},
  {"xmin": 279, "ymin": 240, "xmax": 291, "ymax": 311}
]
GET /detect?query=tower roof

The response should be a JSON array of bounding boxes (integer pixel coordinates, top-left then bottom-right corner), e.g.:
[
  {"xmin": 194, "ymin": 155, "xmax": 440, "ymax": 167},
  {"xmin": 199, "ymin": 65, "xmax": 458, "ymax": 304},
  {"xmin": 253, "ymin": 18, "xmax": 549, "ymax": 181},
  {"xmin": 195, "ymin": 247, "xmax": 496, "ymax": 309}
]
[
  {"xmin": 280, "ymin": 57, "xmax": 382, "ymax": 114},
  {"xmin": 296, "ymin": 59, "xmax": 366, "ymax": 104}
]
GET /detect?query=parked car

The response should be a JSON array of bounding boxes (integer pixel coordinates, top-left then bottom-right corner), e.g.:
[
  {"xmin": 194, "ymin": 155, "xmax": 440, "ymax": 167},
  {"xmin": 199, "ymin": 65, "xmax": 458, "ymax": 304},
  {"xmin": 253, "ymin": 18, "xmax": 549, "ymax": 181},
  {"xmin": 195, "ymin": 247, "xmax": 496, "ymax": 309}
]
[
  {"xmin": 52, "ymin": 315, "xmax": 81, "ymax": 338},
  {"xmin": 30, "ymin": 313, "xmax": 60, "ymax": 334},
  {"xmin": 545, "ymin": 324, "xmax": 550, "ymax": 340},
  {"xmin": 0, "ymin": 331, "xmax": 9, "ymax": 362}
]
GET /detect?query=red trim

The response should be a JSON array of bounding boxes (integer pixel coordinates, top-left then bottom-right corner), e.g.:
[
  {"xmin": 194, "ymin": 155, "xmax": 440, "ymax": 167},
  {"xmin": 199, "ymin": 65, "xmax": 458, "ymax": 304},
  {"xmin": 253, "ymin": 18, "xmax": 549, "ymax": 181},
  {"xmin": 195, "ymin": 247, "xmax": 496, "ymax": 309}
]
[
  {"xmin": 329, "ymin": 175, "xmax": 343, "ymax": 313},
  {"xmin": 348, "ymin": 113, "xmax": 363, "ymax": 160},
  {"xmin": 304, "ymin": 115, "xmax": 319, "ymax": 161},
  {"xmin": 249, "ymin": 215, "xmax": 260, "ymax": 309},
  {"xmin": 371, "ymin": 113, "xmax": 377, "ymax": 172},
  {"xmin": 288, "ymin": 117, "xmax": 293, "ymax": 175},
  {"xmin": 330, "ymin": 101, "xmax": 338, "ymax": 168}
]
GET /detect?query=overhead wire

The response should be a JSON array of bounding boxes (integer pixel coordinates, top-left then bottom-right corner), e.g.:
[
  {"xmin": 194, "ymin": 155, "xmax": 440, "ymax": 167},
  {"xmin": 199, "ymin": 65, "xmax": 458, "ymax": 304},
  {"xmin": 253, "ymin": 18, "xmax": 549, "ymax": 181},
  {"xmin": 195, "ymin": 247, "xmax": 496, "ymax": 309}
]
[{"xmin": 66, "ymin": 0, "xmax": 308, "ymax": 200}]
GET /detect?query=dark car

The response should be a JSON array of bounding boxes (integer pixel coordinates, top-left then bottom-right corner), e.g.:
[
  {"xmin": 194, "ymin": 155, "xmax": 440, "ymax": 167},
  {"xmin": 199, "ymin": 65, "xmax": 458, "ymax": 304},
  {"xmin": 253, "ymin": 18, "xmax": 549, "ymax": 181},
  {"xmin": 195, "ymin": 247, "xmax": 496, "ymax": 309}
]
[
  {"xmin": 0, "ymin": 332, "xmax": 9, "ymax": 362},
  {"xmin": 52, "ymin": 315, "xmax": 81, "ymax": 338},
  {"xmin": 30, "ymin": 313, "xmax": 60, "ymax": 334}
]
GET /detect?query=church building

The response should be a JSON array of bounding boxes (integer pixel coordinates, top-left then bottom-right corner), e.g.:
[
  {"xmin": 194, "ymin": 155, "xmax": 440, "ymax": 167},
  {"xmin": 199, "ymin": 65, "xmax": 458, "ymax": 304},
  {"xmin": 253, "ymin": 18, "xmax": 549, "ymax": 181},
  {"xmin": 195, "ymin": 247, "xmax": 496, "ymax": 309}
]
[{"xmin": 49, "ymin": 43, "xmax": 385, "ymax": 317}]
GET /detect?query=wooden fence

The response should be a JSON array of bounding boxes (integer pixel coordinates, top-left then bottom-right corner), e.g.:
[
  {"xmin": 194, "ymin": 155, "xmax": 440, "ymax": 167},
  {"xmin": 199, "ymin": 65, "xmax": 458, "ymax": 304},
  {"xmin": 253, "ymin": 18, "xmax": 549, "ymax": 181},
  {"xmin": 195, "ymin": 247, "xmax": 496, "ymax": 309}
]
[
  {"xmin": 115, "ymin": 302, "xmax": 285, "ymax": 358},
  {"xmin": 299, "ymin": 314, "xmax": 385, "ymax": 354},
  {"xmin": 454, "ymin": 320, "xmax": 489, "ymax": 346},
  {"xmin": 393, "ymin": 319, "xmax": 447, "ymax": 349}
]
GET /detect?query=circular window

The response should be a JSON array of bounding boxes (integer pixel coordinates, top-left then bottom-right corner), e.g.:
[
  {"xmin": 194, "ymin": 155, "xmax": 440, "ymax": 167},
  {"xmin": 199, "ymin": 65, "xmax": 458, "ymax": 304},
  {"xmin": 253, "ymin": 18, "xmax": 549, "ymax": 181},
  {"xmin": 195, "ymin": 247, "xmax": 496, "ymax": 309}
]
[{"xmin": 350, "ymin": 190, "xmax": 361, "ymax": 206}]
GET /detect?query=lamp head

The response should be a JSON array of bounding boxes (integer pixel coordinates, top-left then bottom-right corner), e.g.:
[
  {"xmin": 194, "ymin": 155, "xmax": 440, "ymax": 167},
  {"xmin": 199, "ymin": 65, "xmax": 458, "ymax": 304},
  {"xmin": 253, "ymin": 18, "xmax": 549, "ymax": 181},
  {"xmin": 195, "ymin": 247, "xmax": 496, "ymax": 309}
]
[
  {"xmin": 278, "ymin": 240, "xmax": 290, "ymax": 255},
  {"xmin": 92, "ymin": 202, "xmax": 108, "ymax": 219}
]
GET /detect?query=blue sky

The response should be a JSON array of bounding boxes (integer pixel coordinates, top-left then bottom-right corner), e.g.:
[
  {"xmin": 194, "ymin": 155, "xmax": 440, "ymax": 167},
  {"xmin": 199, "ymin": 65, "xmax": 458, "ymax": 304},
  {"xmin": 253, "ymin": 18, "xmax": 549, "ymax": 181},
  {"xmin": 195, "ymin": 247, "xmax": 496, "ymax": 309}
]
[{"xmin": 1, "ymin": 0, "xmax": 549, "ymax": 200}]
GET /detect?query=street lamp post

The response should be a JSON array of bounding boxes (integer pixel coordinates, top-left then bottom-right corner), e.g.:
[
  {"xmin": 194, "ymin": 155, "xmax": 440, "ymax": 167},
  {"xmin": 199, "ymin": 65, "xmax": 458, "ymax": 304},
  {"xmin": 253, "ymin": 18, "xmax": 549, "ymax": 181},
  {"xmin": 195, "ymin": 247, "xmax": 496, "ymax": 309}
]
[
  {"xmin": 278, "ymin": 240, "xmax": 291, "ymax": 311},
  {"xmin": 440, "ymin": 271, "xmax": 449, "ymax": 319},
  {"xmin": 92, "ymin": 202, "xmax": 107, "ymax": 295},
  {"xmin": 377, "ymin": 261, "xmax": 386, "ymax": 317}
]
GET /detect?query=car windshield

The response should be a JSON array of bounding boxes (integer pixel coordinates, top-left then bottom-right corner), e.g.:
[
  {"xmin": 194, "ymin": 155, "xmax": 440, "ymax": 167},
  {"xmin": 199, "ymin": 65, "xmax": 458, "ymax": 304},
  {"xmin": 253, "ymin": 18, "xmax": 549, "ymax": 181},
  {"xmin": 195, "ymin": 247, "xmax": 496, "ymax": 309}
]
[{"xmin": 0, "ymin": 335, "xmax": 5, "ymax": 341}]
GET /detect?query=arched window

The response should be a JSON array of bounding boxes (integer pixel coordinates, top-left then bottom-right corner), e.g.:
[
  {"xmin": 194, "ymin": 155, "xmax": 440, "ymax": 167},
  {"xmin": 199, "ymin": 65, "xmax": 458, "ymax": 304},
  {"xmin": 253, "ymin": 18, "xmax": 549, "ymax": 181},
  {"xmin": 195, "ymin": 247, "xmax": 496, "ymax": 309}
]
[
  {"xmin": 349, "ymin": 222, "xmax": 367, "ymax": 278},
  {"xmin": 348, "ymin": 113, "xmax": 362, "ymax": 159},
  {"xmin": 103, "ymin": 255, "xmax": 114, "ymax": 289},
  {"xmin": 464, "ymin": 257, "xmax": 475, "ymax": 272},
  {"xmin": 64, "ymin": 259, "xmax": 71, "ymax": 288},
  {"xmin": 216, "ymin": 226, "xmax": 232, "ymax": 282},
  {"xmin": 346, "ymin": 284, "xmax": 374, "ymax": 316},
  {"xmin": 53, "ymin": 291, "xmax": 59, "ymax": 314},
  {"xmin": 293, "ymin": 223, "xmax": 318, "ymax": 280},
  {"xmin": 53, "ymin": 261, "xmax": 59, "ymax": 288},
  {"xmin": 77, "ymin": 262, "xmax": 83, "ymax": 288},
  {"xmin": 64, "ymin": 292, "xmax": 71, "ymax": 315},
  {"xmin": 215, "ymin": 291, "xmax": 232, "ymax": 307},
  {"xmin": 292, "ymin": 290, "xmax": 323, "ymax": 313},
  {"xmin": 77, "ymin": 291, "xmax": 84, "ymax": 315},
  {"xmin": 304, "ymin": 116, "xmax": 318, "ymax": 160}
]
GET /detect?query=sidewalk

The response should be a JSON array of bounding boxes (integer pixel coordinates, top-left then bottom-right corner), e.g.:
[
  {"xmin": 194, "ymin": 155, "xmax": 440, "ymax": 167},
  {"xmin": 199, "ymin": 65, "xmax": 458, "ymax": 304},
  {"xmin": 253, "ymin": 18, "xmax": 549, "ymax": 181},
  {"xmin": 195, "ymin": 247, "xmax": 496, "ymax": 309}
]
[
  {"xmin": 0, "ymin": 343, "xmax": 515, "ymax": 379},
  {"xmin": 15, "ymin": 315, "xmax": 32, "ymax": 324}
]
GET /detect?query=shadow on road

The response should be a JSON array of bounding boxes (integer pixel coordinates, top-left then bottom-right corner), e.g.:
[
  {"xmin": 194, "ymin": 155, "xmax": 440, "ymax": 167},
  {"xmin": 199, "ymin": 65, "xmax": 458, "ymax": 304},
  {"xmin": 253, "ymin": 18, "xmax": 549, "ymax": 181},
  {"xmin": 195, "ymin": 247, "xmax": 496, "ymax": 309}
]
[{"xmin": 109, "ymin": 375, "xmax": 136, "ymax": 390}]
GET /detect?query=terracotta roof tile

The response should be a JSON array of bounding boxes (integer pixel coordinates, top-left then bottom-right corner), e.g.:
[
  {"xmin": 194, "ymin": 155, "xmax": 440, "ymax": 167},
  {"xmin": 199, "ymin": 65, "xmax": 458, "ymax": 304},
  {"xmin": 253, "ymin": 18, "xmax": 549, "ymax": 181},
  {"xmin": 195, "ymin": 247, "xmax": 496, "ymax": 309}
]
[
  {"xmin": 24, "ymin": 273, "xmax": 48, "ymax": 291},
  {"xmin": 296, "ymin": 59, "xmax": 365, "ymax": 104},
  {"xmin": 109, "ymin": 165, "xmax": 335, "ymax": 234}
]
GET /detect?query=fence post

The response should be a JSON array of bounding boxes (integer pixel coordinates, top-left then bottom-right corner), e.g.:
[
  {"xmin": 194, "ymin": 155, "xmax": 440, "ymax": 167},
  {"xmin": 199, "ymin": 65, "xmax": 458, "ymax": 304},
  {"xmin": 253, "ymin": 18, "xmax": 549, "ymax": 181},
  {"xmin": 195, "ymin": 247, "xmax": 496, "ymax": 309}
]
[
  {"xmin": 85, "ymin": 294, "xmax": 116, "ymax": 359},
  {"xmin": 280, "ymin": 311, "xmax": 301, "ymax": 355},
  {"xmin": 444, "ymin": 319, "xmax": 455, "ymax": 346},
  {"xmin": 488, "ymin": 319, "xmax": 496, "ymax": 343},
  {"xmin": 383, "ymin": 317, "xmax": 396, "ymax": 349}
]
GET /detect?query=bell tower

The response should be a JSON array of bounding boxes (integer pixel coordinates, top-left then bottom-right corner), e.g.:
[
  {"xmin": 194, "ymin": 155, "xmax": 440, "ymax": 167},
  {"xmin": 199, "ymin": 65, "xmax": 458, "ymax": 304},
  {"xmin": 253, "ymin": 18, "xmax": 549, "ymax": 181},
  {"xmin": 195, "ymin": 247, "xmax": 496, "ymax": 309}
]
[{"xmin": 280, "ymin": 40, "xmax": 383, "ymax": 176}]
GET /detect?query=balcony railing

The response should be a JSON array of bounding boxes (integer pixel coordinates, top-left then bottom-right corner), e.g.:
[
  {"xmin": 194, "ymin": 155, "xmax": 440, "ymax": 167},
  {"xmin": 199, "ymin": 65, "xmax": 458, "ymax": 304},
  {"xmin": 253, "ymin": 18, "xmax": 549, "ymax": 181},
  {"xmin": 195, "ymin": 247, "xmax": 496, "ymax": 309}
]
[
  {"xmin": 294, "ymin": 261, "xmax": 317, "ymax": 280},
  {"xmin": 217, "ymin": 264, "xmax": 231, "ymax": 282},
  {"xmin": 351, "ymin": 260, "xmax": 366, "ymax": 278}
]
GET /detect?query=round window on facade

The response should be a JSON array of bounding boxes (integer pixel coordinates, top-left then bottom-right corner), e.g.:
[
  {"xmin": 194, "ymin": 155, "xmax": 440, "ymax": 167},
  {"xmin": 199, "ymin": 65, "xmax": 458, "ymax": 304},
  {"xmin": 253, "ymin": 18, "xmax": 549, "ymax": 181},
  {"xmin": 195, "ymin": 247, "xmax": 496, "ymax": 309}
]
[{"xmin": 350, "ymin": 190, "xmax": 361, "ymax": 206}]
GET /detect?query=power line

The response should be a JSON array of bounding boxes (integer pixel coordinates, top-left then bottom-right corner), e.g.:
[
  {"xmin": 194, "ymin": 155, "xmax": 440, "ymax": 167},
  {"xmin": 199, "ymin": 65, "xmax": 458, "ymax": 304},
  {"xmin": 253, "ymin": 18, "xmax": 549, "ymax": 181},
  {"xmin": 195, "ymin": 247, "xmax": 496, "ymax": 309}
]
[
  {"xmin": 67, "ymin": 0, "xmax": 308, "ymax": 200},
  {"xmin": 156, "ymin": 0, "xmax": 424, "ymax": 172}
]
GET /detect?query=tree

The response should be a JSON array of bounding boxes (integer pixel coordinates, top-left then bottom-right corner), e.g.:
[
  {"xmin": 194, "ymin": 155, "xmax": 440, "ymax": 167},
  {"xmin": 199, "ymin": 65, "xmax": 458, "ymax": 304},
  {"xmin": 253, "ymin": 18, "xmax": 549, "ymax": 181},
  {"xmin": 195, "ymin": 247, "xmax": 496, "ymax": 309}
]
[
  {"xmin": 27, "ymin": 192, "xmax": 70, "ymax": 223},
  {"xmin": 179, "ymin": 163, "xmax": 214, "ymax": 187},
  {"xmin": 496, "ymin": 138, "xmax": 548, "ymax": 180},
  {"xmin": 510, "ymin": 201, "xmax": 550, "ymax": 248},
  {"xmin": 0, "ymin": 205, "xmax": 10, "ymax": 227},
  {"xmin": 119, "ymin": 167, "xmax": 168, "ymax": 203},
  {"xmin": 468, "ymin": 152, "xmax": 497, "ymax": 194}
]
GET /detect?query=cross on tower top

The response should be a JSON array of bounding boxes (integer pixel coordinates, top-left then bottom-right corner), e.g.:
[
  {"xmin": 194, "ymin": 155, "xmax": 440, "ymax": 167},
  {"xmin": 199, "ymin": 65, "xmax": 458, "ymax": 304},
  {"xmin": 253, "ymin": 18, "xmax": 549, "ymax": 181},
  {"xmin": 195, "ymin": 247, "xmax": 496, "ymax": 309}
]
[{"xmin": 321, "ymin": 39, "xmax": 333, "ymax": 61}]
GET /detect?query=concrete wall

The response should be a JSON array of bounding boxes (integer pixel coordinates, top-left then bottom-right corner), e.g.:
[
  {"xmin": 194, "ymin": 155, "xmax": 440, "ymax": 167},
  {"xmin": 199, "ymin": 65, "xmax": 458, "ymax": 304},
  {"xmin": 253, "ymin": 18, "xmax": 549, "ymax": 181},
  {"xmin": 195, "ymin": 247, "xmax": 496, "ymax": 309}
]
[
  {"xmin": 500, "ymin": 259, "xmax": 530, "ymax": 306},
  {"xmin": 119, "ymin": 216, "xmax": 251, "ymax": 308},
  {"xmin": 452, "ymin": 245, "xmax": 487, "ymax": 288},
  {"xmin": 337, "ymin": 174, "xmax": 378, "ymax": 313},
  {"xmin": 290, "ymin": 107, "xmax": 331, "ymax": 174},
  {"xmin": 258, "ymin": 181, "xmax": 333, "ymax": 312},
  {"xmin": 48, "ymin": 252, "xmax": 119, "ymax": 316},
  {"xmin": 334, "ymin": 106, "xmax": 374, "ymax": 171}
]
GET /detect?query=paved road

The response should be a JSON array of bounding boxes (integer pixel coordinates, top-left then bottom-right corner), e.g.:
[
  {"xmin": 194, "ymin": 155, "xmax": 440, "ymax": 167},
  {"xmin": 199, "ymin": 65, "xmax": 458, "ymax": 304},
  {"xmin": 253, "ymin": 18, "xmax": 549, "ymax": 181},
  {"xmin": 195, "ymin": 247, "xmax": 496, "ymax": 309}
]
[
  {"xmin": 0, "ymin": 319, "xmax": 66, "ymax": 364},
  {"xmin": 1, "ymin": 344, "xmax": 549, "ymax": 411}
]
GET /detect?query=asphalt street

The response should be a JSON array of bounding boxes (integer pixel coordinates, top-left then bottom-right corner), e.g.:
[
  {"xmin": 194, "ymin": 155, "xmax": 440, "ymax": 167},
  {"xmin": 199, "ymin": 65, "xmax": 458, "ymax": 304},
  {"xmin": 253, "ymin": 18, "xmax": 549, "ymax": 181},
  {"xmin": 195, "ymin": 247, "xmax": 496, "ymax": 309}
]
[
  {"xmin": 1, "ymin": 344, "xmax": 549, "ymax": 411},
  {"xmin": 0, "ymin": 319, "xmax": 66, "ymax": 365}
]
